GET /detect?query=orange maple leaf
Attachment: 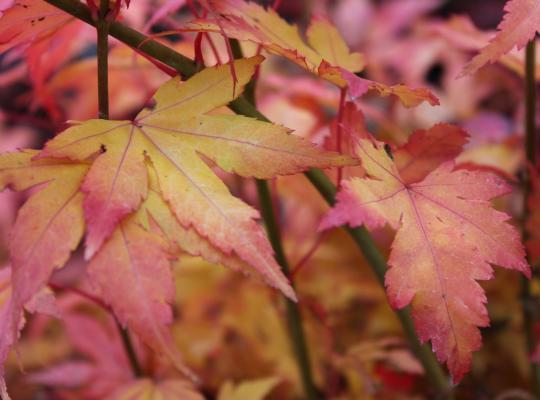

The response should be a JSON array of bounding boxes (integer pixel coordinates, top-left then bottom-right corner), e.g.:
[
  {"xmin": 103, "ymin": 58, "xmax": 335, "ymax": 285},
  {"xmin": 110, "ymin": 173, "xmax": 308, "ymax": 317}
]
[
  {"xmin": 186, "ymin": 0, "xmax": 438, "ymax": 108},
  {"xmin": 320, "ymin": 122, "xmax": 529, "ymax": 382},
  {"xmin": 39, "ymin": 56, "xmax": 353, "ymax": 298},
  {"xmin": 0, "ymin": 56, "xmax": 355, "ymax": 383},
  {"xmin": 0, "ymin": 0, "xmax": 74, "ymax": 53},
  {"xmin": 0, "ymin": 151, "xmax": 87, "ymax": 399}
]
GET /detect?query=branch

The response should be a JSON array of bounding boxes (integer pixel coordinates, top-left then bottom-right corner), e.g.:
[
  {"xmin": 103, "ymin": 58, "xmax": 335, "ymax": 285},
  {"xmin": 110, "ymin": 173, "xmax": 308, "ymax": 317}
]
[{"xmin": 41, "ymin": 0, "xmax": 452, "ymax": 396}]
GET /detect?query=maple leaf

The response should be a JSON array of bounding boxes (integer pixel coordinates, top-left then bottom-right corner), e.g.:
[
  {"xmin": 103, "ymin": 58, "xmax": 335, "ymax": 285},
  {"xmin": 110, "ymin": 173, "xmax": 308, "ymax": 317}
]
[
  {"xmin": 393, "ymin": 124, "xmax": 470, "ymax": 184},
  {"xmin": 306, "ymin": 16, "xmax": 365, "ymax": 73},
  {"xmin": 86, "ymin": 214, "xmax": 194, "ymax": 378},
  {"xmin": 0, "ymin": 159, "xmax": 191, "ymax": 382},
  {"xmin": 138, "ymin": 168, "xmax": 257, "ymax": 278},
  {"xmin": 430, "ymin": 15, "xmax": 540, "ymax": 79},
  {"xmin": 461, "ymin": 0, "xmax": 540, "ymax": 76},
  {"xmin": 0, "ymin": 0, "xmax": 74, "ymax": 53},
  {"xmin": 38, "ymin": 56, "xmax": 354, "ymax": 299},
  {"xmin": 185, "ymin": 0, "xmax": 438, "ymax": 108},
  {"xmin": 0, "ymin": 151, "xmax": 87, "ymax": 380},
  {"xmin": 0, "ymin": 0, "xmax": 90, "ymax": 121},
  {"xmin": 320, "ymin": 122, "xmax": 529, "ymax": 382},
  {"xmin": 30, "ymin": 311, "xmax": 132, "ymax": 397}
]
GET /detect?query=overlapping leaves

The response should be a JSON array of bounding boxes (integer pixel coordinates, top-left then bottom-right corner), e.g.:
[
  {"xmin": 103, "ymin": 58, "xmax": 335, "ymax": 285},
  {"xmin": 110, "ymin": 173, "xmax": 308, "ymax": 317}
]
[
  {"xmin": 0, "ymin": 56, "xmax": 354, "ymax": 380},
  {"xmin": 186, "ymin": 0, "xmax": 438, "ymax": 107}
]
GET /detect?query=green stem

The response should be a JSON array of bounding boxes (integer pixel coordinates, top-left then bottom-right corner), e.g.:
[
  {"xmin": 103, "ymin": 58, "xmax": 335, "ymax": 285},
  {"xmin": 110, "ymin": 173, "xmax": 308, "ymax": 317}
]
[
  {"xmin": 96, "ymin": 0, "xmax": 142, "ymax": 378},
  {"xmin": 522, "ymin": 39, "xmax": 540, "ymax": 397},
  {"xmin": 41, "ymin": 0, "xmax": 452, "ymax": 395},
  {"xmin": 256, "ymin": 180, "xmax": 319, "ymax": 400},
  {"xmin": 97, "ymin": 0, "xmax": 110, "ymax": 119}
]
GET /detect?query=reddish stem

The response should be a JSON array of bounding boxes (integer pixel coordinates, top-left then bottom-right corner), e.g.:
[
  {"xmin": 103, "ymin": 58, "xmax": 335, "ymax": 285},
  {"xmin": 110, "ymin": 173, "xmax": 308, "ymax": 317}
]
[
  {"xmin": 272, "ymin": 0, "xmax": 282, "ymax": 10},
  {"xmin": 203, "ymin": 32, "xmax": 222, "ymax": 64},
  {"xmin": 131, "ymin": 46, "xmax": 177, "ymax": 77},
  {"xmin": 186, "ymin": 0, "xmax": 200, "ymax": 17},
  {"xmin": 291, "ymin": 231, "xmax": 328, "ymax": 279},
  {"xmin": 49, "ymin": 282, "xmax": 111, "ymax": 312}
]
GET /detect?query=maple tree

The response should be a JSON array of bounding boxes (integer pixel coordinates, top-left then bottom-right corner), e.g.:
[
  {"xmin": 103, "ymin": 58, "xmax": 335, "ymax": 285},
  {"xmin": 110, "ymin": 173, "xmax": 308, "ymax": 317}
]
[{"xmin": 0, "ymin": 0, "xmax": 539, "ymax": 399}]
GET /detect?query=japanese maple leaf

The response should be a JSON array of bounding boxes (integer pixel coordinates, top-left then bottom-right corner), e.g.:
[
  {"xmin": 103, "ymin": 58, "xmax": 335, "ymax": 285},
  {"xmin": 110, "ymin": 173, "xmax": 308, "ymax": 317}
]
[
  {"xmin": 38, "ymin": 56, "xmax": 353, "ymax": 300},
  {"xmin": 0, "ymin": 0, "xmax": 90, "ymax": 121},
  {"xmin": 31, "ymin": 309, "xmax": 203, "ymax": 399},
  {"xmin": 0, "ymin": 0, "xmax": 74, "ymax": 53},
  {"xmin": 136, "ymin": 167, "xmax": 259, "ymax": 279},
  {"xmin": 30, "ymin": 311, "xmax": 133, "ymax": 397},
  {"xmin": 320, "ymin": 123, "xmax": 529, "ymax": 382},
  {"xmin": 0, "ymin": 151, "xmax": 87, "ymax": 398},
  {"xmin": 0, "ymin": 151, "xmax": 192, "ymax": 389},
  {"xmin": 186, "ymin": 0, "xmax": 438, "ymax": 108},
  {"xmin": 0, "ymin": 152, "xmax": 87, "ymax": 315},
  {"xmin": 461, "ymin": 0, "xmax": 540, "ymax": 76}
]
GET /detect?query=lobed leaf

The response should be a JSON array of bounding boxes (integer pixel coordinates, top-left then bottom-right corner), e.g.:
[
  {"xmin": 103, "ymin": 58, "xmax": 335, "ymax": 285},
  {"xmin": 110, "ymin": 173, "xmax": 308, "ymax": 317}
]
[
  {"xmin": 462, "ymin": 0, "xmax": 540, "ymax": 76},
  {"xmin": 186, "ymin": 0, "xmax": 438, "ymax": 107},
  {"xmin": 321, "ymin": 119, "xmax": 528, "ymax": 382},
  {"xmin": 0, "ymin": 0, "xmax": 73, "ymax": 53},
  {"xmin": 86, "ymin": 216, "xmax": 193, "ymax": 379},
  {"xmin": 40, "ymin": 56, "xmax": 354, "ymax": 301},
  {"xmin": 0, "ymin": 151, "xmax": 87, "ymax": 375},
  {"xmin": 0, "ymin": 56, "xmax": 356, "ymax": 386}
]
